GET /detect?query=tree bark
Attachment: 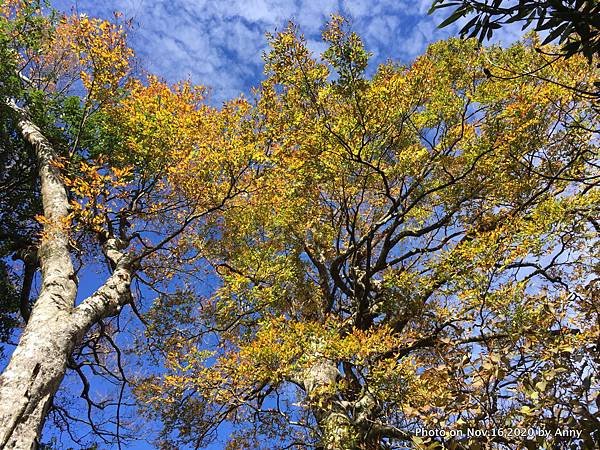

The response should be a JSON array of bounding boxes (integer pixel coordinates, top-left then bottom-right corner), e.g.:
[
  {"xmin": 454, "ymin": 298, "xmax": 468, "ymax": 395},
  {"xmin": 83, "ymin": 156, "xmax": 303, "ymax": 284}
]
[
  {"xmin": 300, "ymin": 358, "xmax": 359, "ymax": 450},
  {"xmin": 301, "ymin": 357, "xmax": 399, "ymax": 449},
  {"xmin": 0, "ymin": 101, "xmax": 133, "ymax": 449}
]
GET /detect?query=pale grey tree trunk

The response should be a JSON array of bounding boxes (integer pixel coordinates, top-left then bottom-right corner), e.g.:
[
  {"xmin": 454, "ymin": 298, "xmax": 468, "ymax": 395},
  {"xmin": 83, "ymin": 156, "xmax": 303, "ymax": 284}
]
[
  {"xmin": 298, "ymin": 353, "xmax": 362, "ymax": 450},
  {"xmin": 0, "ymin": 311, "xmax": 76, "ymax": 449},
  {"xmin": 0, "ymin": 102, "xmax": 133, "ymax": 449},
  {"xmin": 300, "ymin": 356, "xmax": 405, "ymax": 449},
  {"xmin": 304, "ymin": 360, "xmax": 352, "ymax": 449}
]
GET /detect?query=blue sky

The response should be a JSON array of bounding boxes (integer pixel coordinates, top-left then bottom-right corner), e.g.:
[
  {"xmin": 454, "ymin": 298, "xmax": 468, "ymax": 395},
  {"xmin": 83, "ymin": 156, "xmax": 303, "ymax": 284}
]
[{"xmin": 52, "ymin": 0, "xmax": 524, "ymax": 103}]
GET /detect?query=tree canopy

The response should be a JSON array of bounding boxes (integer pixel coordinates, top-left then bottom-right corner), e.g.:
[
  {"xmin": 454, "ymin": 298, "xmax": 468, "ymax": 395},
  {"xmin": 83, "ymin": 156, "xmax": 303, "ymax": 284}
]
[
  {"xmin": 135, "ymin": 17, "xmax": 600, "ymax": 450},
  {"xmin": 0, "ymin": 3, "xmax": 598, "ymax": 449},
  {"xmin": 0, "ymin": 1, "xmax": 251, "ymax": 446}
]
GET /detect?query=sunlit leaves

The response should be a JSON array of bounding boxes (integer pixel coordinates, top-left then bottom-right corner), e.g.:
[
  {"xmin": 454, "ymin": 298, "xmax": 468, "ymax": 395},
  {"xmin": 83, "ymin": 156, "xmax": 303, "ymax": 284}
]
[
  {"xmin": 138, "ymin": 18, "xmax": 599, "ymax": 450},
  {"xmin": 29, "ymin": 12, "xmax": 133, "ymax": 101}
]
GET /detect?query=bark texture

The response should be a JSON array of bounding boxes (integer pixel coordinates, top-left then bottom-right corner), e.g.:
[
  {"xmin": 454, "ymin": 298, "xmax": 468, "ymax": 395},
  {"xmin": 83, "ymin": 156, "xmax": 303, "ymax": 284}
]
[
  {"xmin": 300, "ymin": 357, "xmax": 359, "ymax": 450},
  {"xmin": 0, "ymin": 102, "xmax": 133, "ymax": 449},
  {"xmin": 301, "ymin": 357, "xmax": 404, "ymax": 449}
]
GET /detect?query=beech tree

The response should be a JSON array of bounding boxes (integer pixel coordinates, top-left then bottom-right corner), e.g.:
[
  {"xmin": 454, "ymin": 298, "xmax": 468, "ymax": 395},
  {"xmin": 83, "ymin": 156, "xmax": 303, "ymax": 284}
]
[
  {"xmin": 0, "ymin": 1, "xmax": 253, "ymax": 447},
  {"xmin": 1, "ymin": 3, "xmax": 598, "ymax": 449},
  {"xmin": 137, "ymin": 18, "xmax": 599, "ymax": 450}
]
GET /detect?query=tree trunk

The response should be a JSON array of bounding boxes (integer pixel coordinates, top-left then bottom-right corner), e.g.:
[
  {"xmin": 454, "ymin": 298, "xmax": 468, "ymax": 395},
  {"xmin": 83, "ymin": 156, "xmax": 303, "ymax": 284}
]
[
  {"xmin": 301, "ymin": 358, "xmax": 359, "ymax": 450},
  {"xmin": 0, "ymin": 101, "xmax": 133, "ymax": 449},
  {"xmin": 301, "ymin": 358, "xmax": 394, "ymax": 449},
  {"xmin": 0, "ymin": 310, "xmax": 76, "ymax": 449},
  {"xmin": 0, "ymin": 264, "xmax": 132, "ymax": 449}
]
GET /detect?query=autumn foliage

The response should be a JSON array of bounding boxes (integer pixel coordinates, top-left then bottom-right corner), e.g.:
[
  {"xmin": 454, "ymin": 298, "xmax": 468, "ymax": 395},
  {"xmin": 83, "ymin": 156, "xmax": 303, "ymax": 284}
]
[
  {"xmin": 135, "ymin": 17, "xmax": 599, "ymax": 450},
  {"xmin": 1, "ymin": 3, "xmax": 599, "ymax": 450},
  {"xmin": 0, "ymin": 1, "xmax": 249, "ymax": 447}
]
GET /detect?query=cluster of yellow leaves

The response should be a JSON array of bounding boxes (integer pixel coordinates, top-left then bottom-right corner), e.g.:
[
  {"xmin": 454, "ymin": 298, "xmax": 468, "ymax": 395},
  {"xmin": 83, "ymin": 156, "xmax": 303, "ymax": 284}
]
[
  {"xmin": 33, "ymin": 212, "xmax": 71, "ymax": 241},
  {"xmin": 108, "ymin": 76, "xmax": 255, "ymax": 211},
  {"xmin": 63, "ymin": 159, "xmax": 132, "ymax": 233},
  {"xmin": 145, "ymin": 316, "xmax": 408, "ymax": 404},
  {"xmin": 14, "ymin": 11, "xmax": 133, "ymax": 101},
  {"xmin": 0, "ymin": 0, "xmax": 27, "ymax": 18},
  {"xmin": 43, "ymin": 14, "xmax": 133, "ymax": 100}
]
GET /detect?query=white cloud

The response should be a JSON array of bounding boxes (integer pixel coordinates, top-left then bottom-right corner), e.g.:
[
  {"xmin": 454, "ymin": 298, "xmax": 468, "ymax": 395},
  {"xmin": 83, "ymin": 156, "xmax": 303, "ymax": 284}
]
[
  {"xmin": 342, "ymin": 0, "xmax": 370, "ymax": 17},
  {"xmin": 51, "ymin": 0, "xmax": 527, "ymax": 103}
]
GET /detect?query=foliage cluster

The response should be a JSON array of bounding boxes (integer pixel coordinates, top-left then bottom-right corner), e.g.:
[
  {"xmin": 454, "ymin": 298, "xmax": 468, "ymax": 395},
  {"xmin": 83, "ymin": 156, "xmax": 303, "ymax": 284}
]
[{"xmin": 0, "ymin": 3, "xmax": 598, "ymax": 449}]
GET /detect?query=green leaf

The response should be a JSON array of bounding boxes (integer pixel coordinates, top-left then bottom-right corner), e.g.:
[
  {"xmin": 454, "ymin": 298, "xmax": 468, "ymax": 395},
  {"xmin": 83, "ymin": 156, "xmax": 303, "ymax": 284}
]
[{"xmin": 438, "ymin": 8, "xmax": 468, "ymax": 28}]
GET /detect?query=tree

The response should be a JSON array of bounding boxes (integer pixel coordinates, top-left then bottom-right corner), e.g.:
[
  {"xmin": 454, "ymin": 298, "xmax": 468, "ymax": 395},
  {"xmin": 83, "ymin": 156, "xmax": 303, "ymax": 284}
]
[
  {"xmin": 137, "ymin": 18, "xmax": 600, "ymax": 449},
  {"xmin": 0, "ymin": 0, "xmax": 43, "ymax": 358},
  {"xmin": 429, "ymin": 0, "xmax": 600, "ymax": 62},
  {"xmin": 0, "ymin": 2, "xmax": 253, "ymax": 447}
]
